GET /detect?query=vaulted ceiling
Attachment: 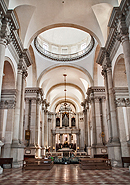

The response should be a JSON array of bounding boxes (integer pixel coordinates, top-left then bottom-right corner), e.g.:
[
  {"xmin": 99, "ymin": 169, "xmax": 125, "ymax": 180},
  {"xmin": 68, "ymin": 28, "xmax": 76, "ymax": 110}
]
[{"xmin": 6, "ymin": 0, "xmax": 120, "ymax": 112}]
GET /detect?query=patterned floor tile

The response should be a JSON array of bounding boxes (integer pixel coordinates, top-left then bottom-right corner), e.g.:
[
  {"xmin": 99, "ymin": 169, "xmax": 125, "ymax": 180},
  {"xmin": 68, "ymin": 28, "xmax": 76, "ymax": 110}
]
[{"xmin": 0, "ymin": 164, "xmax": 130, "ymax": 185}]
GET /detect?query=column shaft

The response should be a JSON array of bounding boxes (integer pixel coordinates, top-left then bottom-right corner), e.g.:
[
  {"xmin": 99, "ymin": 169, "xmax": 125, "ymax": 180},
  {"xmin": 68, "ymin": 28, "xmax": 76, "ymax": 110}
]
[
  {"xmin": 44, "ymin": 111, "xmax": 48, "ymax": 148},
  {"xmin": 19, "ymin": 72, "xmax": 26, "ymax": 144},
  {"xmin": 0, "ymin": 39, "xmax": 7, "ymax": 100},
  {"xmin": 41, "ymin": 109, "xmax": 44, "ymax": 148},
  {"xmin": 12, "ymin": 64, "xmax": 23, "ymax": 144},
  {"xmin": 83, "ymin": 109, "xmax": 88, "ymax": 146},
  {"xmin": 91, "ymin": 97, "xmax": 97, "ymax": 146},
  {"xmin": 107, "ymin": 67, "xmax": 119, "ymax": 143},
  {"xmin": 60, "ymin": 113, "xmax": 62, "ymax": 128},
  {"xmin": 121, "ymin": 35, "xmax": 130, "ymax": 97},
  {"xmin": 103, "ymin": 71, "xmax": 112, "ymax": 143}
]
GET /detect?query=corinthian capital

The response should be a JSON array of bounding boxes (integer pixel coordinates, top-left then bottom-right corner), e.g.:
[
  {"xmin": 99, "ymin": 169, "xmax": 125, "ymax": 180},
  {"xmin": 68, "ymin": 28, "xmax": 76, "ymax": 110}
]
[
  {"xmin": 117, "ymin": 15, "xmax": 129, "ymax": 42},
  {"xmin": 0, "ymin": 18, "xmax": 11, "ymax": 44}
]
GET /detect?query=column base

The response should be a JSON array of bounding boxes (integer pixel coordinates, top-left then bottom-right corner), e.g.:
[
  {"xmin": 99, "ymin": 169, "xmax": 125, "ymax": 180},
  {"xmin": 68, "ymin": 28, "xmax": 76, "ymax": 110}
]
[
  {"xmin": 87, "ymin": 147, "xmax": 91, "ymax": 156},
  {"xmin": 1, "ymin": 143, "xmax": 11, "ymax": 158},
  {"xmin": 107, "ymin": 142, "xmax": 122, "ymax": 167},
  {"xmin": 41, "ymin": 147, "xmax": 46, "ymax": 156},
  {"xmin": 35, "ymin": 146, "xmax": 42, "ymax": 159},
  {"xmin": 91, "ymin": 144, "xmax": 96, "ymax": 157},
  {"xmin": 24, "ymin": 146, "xmax": 36, "ymax": 156},
  {"xmin": 0, "ymin": 166, "xmax": 3, "ymax": 174},
  {"xmin": 79, "ymin": 146, "xmax": 84, "ymax": 152},
  {"xmin": 11, "ymin": 141, "xmax": 25, "ymax": 168}
]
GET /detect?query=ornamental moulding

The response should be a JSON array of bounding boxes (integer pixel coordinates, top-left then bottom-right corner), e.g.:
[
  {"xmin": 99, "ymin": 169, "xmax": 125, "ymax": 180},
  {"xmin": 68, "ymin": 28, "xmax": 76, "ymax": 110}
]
[
  {"xmin": 96, "ymin": 0, "xmax": 130, "ymax": 66},
  {"xmin": 0, "ymin": 0, "xmax": 33, "ymax": 67},
  {"xmin": 25, "ymin": 87, "xmax": 43, "ymax": 96}
]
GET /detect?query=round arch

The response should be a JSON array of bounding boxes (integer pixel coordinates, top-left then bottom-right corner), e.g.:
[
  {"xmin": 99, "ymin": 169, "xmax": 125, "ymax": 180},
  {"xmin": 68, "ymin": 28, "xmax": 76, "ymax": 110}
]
[
  {"xmin": 46, "ymin": 83, "xmax": 85, "ymax": 100},
  {"xmin": 50, "ymin": 96, "xmax": 82, "ymax": 113},
  {"xmin": 37, "ymin": 63, "xmax": 94, "ymax": 88},
  {"xmin": 27, "ymin": 23, "xmax": 102, "ymax": 48},
  {"xmin": 113, "ymin": 54, "xmax": 127, "ymax": 87},
  {"xmin": 2, "ymin": 57, "xmax": 16, "ymax": 89}
]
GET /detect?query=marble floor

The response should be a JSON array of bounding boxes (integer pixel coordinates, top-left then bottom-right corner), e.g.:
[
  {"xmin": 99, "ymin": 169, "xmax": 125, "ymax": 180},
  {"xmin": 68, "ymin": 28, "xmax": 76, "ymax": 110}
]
[{"xmin": 0, "ymin": 164, "xmax": 130, "ymax": 185}]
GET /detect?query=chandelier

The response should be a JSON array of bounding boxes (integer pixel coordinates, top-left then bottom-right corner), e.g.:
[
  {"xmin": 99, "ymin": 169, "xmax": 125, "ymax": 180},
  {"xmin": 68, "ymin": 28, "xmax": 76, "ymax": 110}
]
[{"xmin": 63, "ymin": 73, "xmax": 67, "ymax": 109}]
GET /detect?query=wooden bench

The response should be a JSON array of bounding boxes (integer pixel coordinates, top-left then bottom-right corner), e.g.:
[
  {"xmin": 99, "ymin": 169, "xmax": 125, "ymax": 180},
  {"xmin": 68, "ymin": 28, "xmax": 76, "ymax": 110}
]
[
  {"xmin": 79, "ymin": 158, "xmax": 112, "ymax": 170},
  {"xmin": 0, "ymin": 158, "xmax": 13, "ymax": 168},
  {"xmin": 122, "ymin": 157, "xmax": 130, "ymax": 167},
  {"xmin": 23, "ymin": 158, "xmax": 54, "ymax": 170},
  {"xmin": 94, "ymin": 154, "xmax": 108, "ymax": 159}
]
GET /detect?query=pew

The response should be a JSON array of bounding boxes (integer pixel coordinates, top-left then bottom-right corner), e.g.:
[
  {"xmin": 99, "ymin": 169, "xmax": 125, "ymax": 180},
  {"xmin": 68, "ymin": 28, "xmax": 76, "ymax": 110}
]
[
  {"xmin": 79, "ymin": 158, "xmax": 112, "ymax": 170},
  {"xmin": 23, "ymin": 158, "xmax": 54, "ymax": 170},
  {"xmin": 94, "ymin": 154, "xmax": 108, "ymax": 159},
  {"xmin": 122, "ymin": 157, "xmax": 130, "ymax": 167},
  {"xmin": 0, "ymin": 158, "xmax": 13, "ymax": 168}
]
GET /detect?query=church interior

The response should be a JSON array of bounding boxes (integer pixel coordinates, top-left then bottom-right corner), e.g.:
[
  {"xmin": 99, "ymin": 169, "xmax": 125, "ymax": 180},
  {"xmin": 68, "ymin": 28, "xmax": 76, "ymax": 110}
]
[{"xmin": 0, "ymin": 0, "xmax": 130, "ymax": 184}]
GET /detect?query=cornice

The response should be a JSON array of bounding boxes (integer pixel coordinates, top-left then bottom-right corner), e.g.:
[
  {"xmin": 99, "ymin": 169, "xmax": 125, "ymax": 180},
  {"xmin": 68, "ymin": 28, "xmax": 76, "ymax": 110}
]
[
  {"xmin": 0, "ymin": 0, "xmax": 7, "ymax": 16},
  {"xmin": 22, "ymin": 49, "xmax": 33, "ymax": 67},
  {"xmin": 87, "ymin": 86, "xmax": 106, "ymax": 102},
  {"xmin": 87, "ymin": 86, "xmax": 105, "ymax": 95},
  {"xmin": 96, "ymin": 47, "xmax": 106, "ymax": 66},
  {"xmin": 25, "ymin": 87, "xmax": 43, "ymax": 96},
  {"xmin": 108, "ymin": 7, "xmax": 120, "ymax": 28},
  {"xmin": 6, "ymin": 10, "xmax": 19, "ymax": 30},
  {"xmin": 0, "ymin": 0, "xmax": 32, "ymax": 67}
]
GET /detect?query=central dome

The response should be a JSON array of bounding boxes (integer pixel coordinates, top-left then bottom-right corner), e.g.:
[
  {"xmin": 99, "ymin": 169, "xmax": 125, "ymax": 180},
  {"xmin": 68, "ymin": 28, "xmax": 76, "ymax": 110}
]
[
  {"xmin": 34, "ymin": 27, "xmax": 94, "ymax": 61},
  {"xmin": 39, "ymin": 27, "xmax": 91, "ymax": 46}
]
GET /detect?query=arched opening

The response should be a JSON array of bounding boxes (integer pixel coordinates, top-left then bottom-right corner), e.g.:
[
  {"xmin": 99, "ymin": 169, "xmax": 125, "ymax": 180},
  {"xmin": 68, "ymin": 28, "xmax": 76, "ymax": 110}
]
[
  {"xmin": 2, "ymin": 61, "xmax": 15, "ymax": 89},
  {"xmin": 113, "ymin": 55, "xmax": 127, "ymax": 87}
]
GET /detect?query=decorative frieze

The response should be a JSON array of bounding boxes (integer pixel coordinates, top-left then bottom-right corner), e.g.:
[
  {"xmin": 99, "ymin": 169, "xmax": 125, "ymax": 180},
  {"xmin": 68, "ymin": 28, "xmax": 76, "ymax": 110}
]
[
  {"xmin": 0, "ymin": 89, "xmax": 16, "ymax": 109},
  {"xmin": 0, "ymin": 100, "xmax": 16, "ymax": 109},
  {"xmin": 116, "ymin": 98, "xmax": 130, "ymax": 107}
]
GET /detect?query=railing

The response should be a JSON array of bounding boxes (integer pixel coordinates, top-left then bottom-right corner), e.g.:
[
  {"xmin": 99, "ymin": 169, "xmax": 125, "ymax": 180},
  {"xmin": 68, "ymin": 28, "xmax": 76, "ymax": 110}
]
[{"xmin": 34, "ymin": 36, "xmax": 94, "ymax": 62}]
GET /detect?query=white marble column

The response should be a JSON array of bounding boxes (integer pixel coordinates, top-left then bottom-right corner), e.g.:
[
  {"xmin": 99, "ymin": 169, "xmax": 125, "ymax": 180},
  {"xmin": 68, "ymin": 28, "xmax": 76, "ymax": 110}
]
[
  {"xmin": 103, "ymin": 56, "xmax": 121, "ymax": 166},
  {"xmin": 52, "ymin": 113, "xmax": 55, "ymax": 130},
  {"xmin": 19, "ymin": 71, "xmax": 27, "ymax": 144},
  {"xmin": 35, "ymin": 98, "xmax": 41, "ymax": 158},
  {"xmin": 76, "ymin": 133, "xmax": 80, "ymax": 150},
  {"xmin": 12, "ymin": 61, "xmax": 23, "ymax": 145},
  {"xmin": 60, "ymin": 112, "xmax": 62, "ymax": 128},
  {"xmin": 102, "ymin": 70, "xmax": 112, "ymax": 143},
  {"xmin": 87, "ymin": 107, "xmax": 91, "ymax": 147},
  {"xmin": 83, "ymin": 108, "xmax": 88, "ymax": 147},
  {"xmin": 118, "ymin": 18, "xmax": 130, "ymax": 98},
  {"xmin": 76, "ymin": 113, "xmax": 79, "ymax": 128},
  {"xmin": 90, "ymin": 93, "xmax": 97, "ymax": 155},
  {"xmin": 44, "ymin": 110, "xmax": 48, "ymax": 148},
  {"xmin": 0, "ymin": 18, "xmax": 10, "ymax": 101},
  {"xmin": 52, "ymin": 133, "xmax": 56, "ymax": 151},
  {"xmin": 2, "ymin": 109, "xmax": 8, "ymax": 142},
  {"xmin": 106, "ymin": 67, "xmax": 120, "ymax": 143},
  {"xmin": 0, "ymin": 39, "xmax": 7, "ymax": 101},
  {"xmin": 30, "ymin": 99, "xmax": 36, "ymax": 146},
  {"xmin": 41, "ymin": 108, "xmax": 45, "ymax": 148},
  {"xmin": 69, "ymin": 113, "xmax": 71, "ymax": 127}
]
